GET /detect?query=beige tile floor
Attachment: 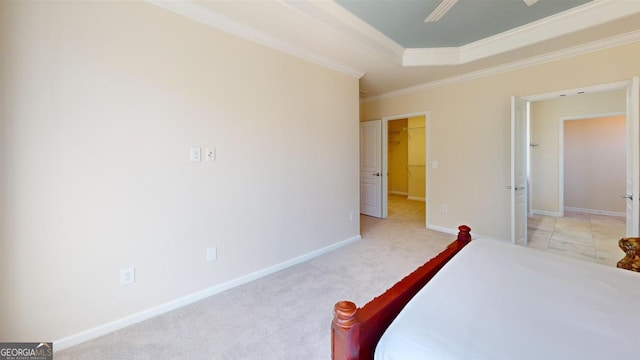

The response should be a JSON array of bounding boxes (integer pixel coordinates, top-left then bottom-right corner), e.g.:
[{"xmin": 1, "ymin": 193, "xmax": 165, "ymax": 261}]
[
  {"xmin": 527, "ymin": 211, "xmax": 626, "ymax": 267},
  {"xmin": 376, "ymin": 195, "xmax": 626, "ymax": 267}
]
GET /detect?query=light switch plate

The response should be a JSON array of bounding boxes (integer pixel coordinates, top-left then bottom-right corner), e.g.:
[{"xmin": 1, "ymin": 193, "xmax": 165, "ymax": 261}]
[
  {"xmin": 207, "ymin": 247, "xmax": 217, "ymax": 262},
  {"xmin": 190, "ymin": 147, "xmax": 201, "ymax": 162}
]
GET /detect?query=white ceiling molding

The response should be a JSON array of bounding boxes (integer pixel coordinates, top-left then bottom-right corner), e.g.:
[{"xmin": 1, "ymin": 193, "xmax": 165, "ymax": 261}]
[
  {"xmin": 402, "ymin": 47, "xmax": 461, "ymax": 66},
  {"xmin": 146, "ymin": 0, "xmax": 365, "ymax": 78},
  {"xmin": 272, "ymin": 0, "xmax": 640, "ymax": 68},
  {"xmin": 363, "ymin": 29, "xmax": 640, "ymax": 103},
  {"xmin": 403, "ymin": 0, "xmax": 640, "ymax": 66},
  {"xmin": 279, "ymin": 0, "xmax": 405, "ymax": 65}
]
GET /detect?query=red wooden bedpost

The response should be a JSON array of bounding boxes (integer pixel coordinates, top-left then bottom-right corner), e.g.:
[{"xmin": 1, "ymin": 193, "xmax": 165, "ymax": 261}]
[
  {"xmin": 331, "ymin": 225, "xmax": 472, "ymax": 360},
  {"xmin": 457, "ymin": 225, "xmax": 471, "ymax": 243},
  {"xmin": 332, "ymin": 301, "xmax": 359, "ymax": 360}
]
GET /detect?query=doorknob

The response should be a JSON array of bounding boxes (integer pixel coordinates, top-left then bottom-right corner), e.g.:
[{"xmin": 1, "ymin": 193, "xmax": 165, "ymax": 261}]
[
  {"xmin": 372, "ymin": 172, "xmax": 381, "ymax": 176},
  {"xmin": 622, "ymin": 194, "xmax": 633, "ymax": 200}
]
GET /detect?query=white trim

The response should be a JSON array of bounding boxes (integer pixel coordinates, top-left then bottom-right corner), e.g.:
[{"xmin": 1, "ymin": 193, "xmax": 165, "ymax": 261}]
[
  {"xmin": 524, "ymin": 81, "xmax": 630, "ymax": 102},
  {"xmin": 562, "ymin": 112, "xmax": 626, "ymax": 122},
  {"xmin": 402, "ymin": 47, "xmax": 461, "ymax": 66},
  {"xmin": 145, "ymin": 0, "xmax": 365, "ymax": 78},
  {"xmin": 565, "ymin": 207, "xmax": 625, "ymax": 218},
  {"xmin": 403, "ymin": 1, "xmax": 640, "ymax": 66},
  {"xmin": 281, "ymin": 0, "xmax": 640, "ymax": 68},
  {"xmin": 407, "ymin": 196, "xmax": 426, "ymax": 202},
  {"xmin": 53, "ymin": 234, "xmax": 361, "ymax": 352},
  {"xmin": 389, "ymin": 191, "xmax": 409, "ymax": 196},
  {"xmin": 427, "ymin": 225, "xmax": 504, "ymax": 243},
  {"xmin": 426, "ymin": 224, "xmax": 458, "ymax": 236},
  {"xmin": 279, "ymin": 0, "xmax": 404, "ymax": 65},
  {"xmin": 531, "ymin": 209, "xmax": 562, "ymax": 217},
  {"xmin": 455, "ymin": 0, "xmax": 640, "ymax": 65},
  {"xmin": 363, "ymin": 30, "xmax": 640, "ymax": 103},
  {"xmin": 148, "ymin": 0, "xmax": 640, "ymax": 84}
]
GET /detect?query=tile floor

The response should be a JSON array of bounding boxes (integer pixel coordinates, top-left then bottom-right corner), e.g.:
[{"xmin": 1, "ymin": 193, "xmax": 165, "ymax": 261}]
[
  {"xmin": 377, "ymin": 195, "xmax": 627, "ymax": 267},
  {"xmin": 527, "ymin": 211, "xmax": 626, "ymax": 267}
]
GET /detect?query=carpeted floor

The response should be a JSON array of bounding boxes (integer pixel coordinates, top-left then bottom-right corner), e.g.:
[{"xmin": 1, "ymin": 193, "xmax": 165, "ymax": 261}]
[{"xmin": 56, "ymin": 196, "xmax": 451, "ymax": 359}]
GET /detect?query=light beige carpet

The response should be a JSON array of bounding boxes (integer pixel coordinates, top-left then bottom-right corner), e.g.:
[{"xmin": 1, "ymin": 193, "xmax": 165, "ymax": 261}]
[{"xmin": 56, "ymin": 196, "xmax": 452, "ymax": 359}]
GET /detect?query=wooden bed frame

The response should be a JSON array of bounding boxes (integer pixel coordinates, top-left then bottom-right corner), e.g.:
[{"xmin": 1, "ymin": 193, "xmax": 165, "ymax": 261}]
[{"xmin": 331, "ymin": 225, "xmax": 472, "ymax": 360}]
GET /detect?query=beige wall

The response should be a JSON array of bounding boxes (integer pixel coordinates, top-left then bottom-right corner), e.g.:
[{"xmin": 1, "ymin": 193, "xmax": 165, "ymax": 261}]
[
  {"xmin": 388, "ymin": 119, "xmax": 408, "ymax": 194},
  {"xmin": 564, "ymin": 116, "xmax": 626, "ymax": 214},
  {"xmin": 530, "ymin": 92, "xmax": 626, "ymax": 214},
  {"xmin": 361, "ymin": 41, "xmax": 640, "ymax": 240},
  {"xmin": 407, "ymin": 116, "xmax": 426, "ymax": 200},
  {"xmin": 0, "ymin": 1, "xmax": 359, "ymax": 344}
]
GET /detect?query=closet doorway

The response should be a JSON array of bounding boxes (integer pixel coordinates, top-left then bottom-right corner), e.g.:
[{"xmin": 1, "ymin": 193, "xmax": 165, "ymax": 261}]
[{"xmin": 385, "ymin": 115, "xmax": 427, "ymax": 227}]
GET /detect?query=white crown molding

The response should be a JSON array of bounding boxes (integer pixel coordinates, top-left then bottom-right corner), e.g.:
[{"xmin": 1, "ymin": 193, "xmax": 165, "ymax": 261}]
[
  {"xmin": 146, "ymin": 0, "xmax": 365, "ymax": 78},
  {"xmin": 279, "ymin": 0, "xmax": 405, "ymax": 65},
  {"xmin": 363, "ymin": 29, "xmax": 640, "ymax": 103},
  {"xmin": 403, "ymin": 0, "xmax": 640, "ymax": 66},
  {"xmin": 403, "ymin": 47, "xmax": 461, "ymax": 66}
]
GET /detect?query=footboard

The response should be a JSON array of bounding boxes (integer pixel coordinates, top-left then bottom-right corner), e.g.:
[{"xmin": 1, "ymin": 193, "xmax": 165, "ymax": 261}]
[{"xmin": 331, "ymin": 225, "xmax": 472, "ymax": 360}]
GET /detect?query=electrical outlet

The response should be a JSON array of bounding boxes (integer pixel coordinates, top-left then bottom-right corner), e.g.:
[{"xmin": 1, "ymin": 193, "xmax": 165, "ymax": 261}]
[
  {"xmin": 120, "ymin": 267, "xmax": 135, "ymax": 286},
  {"xmin": 349, "ymin": 210, "xmax": 355, "ymax": 221},
  {"xmin": 205, "ymin": 148, "xmax": 216, "ymax": 162},
  {"xmin": 441, "ymin": 204, "xmax": 448, "ymax": 213}
]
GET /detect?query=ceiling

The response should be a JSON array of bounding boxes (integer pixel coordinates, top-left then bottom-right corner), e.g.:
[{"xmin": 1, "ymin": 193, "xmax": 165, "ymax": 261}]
[
  {"xmin": 150, "ymin": 0, "xmax": 640, "ymax": 100},
  {"xmin": 335, "ymin": 0, "xmax": 592, "ymax": 48}
]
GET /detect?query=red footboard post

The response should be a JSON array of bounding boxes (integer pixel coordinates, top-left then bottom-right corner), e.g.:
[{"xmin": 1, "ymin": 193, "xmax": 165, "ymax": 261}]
[
  {"xmin": 331, "ymin": 225, "xmax": 472, "ymax": 360},
  {"xmin": 332, "ymin": 301, "xmax": 359, "ymax": 360},
  {"xmin": 457, "ymin": 225, "xmax": 471, "ymax": 243}
]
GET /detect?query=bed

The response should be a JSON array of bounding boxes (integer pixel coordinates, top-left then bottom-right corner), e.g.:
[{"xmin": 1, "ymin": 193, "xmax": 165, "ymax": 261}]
[{"xmin": 331, "ymin": 225, "xmax": 640, "ymax": 360}]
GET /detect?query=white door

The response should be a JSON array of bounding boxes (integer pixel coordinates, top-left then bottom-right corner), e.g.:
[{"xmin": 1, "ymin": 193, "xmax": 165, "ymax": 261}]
[
  {"xmin": 625, "ymin": 77, "xmax": 640, "ymax": 236},
  {"xmin": 511, "ymin": 97, "xmax": 528, "ymax": 245},
  {"xmin": 360, "ymin": 120, "xmax": 383, "ymax": 217}
]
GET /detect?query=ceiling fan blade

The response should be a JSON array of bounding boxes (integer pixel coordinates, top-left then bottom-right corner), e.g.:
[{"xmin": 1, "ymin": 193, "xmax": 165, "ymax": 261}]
[{"xmin": 424, "ymin": 0, "xmax": 458, "ymax": 23}]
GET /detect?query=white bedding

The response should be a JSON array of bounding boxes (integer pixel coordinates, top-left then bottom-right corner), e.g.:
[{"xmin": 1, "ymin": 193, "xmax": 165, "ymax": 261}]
[{"xmin": 374, "ymin": 239, "xmax": 640, "ymax": 360}]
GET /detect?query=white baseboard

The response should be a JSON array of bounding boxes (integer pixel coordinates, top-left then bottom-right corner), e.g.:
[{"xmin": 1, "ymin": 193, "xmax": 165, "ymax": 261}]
[
  {"xmin": 564, "ymin": 207, "xmax": 625, "ymax": 217},
  {"xmin": 54, "ymin": 234, "xmax": 361, "ymax": 352},
  {"xmin": 407, "ymin": 196, "xmax": 425, "ymax": 202},
  {"xmin": 531, "ymin": 209, "xmax": 562, "ymax": 217},
  {"xmin": 389, "ymin": 191, "xmax": 408, "ymax": 196},
  {"xmin": 427, "ymin": 224, "xmax": 506, "ymax": 243},
  {"xmin": 427, "ymin": 224, "xmax": 458, "ymax": 236}
]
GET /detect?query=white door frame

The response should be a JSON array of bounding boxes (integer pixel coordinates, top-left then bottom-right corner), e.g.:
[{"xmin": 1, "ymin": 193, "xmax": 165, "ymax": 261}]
[
  {"xmin": 519, "ymin": 78, "xmax": 639, "ymax": 237},
  {"xmin": 381, "ymin": 111, "xmax": 430, "ymax": 225},
  {"xmin": 558, "ymin": 112, "xmax": 626, "ymax": 218}
]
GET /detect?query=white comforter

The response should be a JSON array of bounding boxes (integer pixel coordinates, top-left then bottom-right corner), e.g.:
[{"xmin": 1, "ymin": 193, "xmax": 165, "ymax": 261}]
[{"xmin": 374, "ymin": 239, "xmax": 640, "ymax": 360}]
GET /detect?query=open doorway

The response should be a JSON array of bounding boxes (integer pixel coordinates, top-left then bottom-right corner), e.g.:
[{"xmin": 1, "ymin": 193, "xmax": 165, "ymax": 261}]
[
  {"xmin": 386, "ymin": 117, "xmax": 426, "ymax": 226},
  {"xmin": 527, "ymin": 90, "xmax": 628, "ymax": 266}
]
